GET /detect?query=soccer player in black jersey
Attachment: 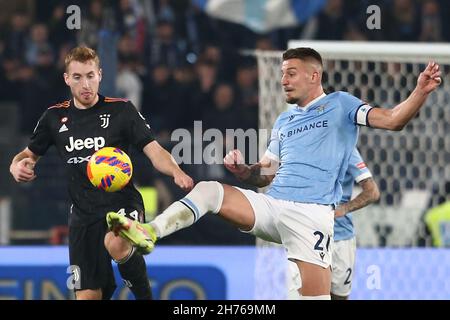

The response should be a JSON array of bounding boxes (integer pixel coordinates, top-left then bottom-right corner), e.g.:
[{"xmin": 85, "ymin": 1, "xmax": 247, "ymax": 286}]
[{"xmin": 9, "ymin": 46, "xmax": 194, "ymax": 300}]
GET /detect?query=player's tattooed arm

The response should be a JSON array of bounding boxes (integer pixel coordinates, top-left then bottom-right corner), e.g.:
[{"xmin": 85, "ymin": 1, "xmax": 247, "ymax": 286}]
[
  {"xmin": 240, "ymin": 162, "xmax": 276, "ymax": 188},
  {"xmin": 224, "ymin": 150, "xmax": 277, "ymax": 188},
  {"xmin": 334, "ymin": 177, "xmax": 380, "ymax": 217}
]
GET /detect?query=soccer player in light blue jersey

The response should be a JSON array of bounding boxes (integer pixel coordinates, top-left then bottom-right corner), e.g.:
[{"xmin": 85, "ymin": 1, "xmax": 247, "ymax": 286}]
[
  {"xmin": 332, "ymin": 149, "xmax": 380, "ymax": 299},
  {"xmin": 107, "ymin": 48, "xmax": 441, "ymax": 299},
  {"xmin": 288, "ymin": 148, "xmax": 379, "ymax": 300}
]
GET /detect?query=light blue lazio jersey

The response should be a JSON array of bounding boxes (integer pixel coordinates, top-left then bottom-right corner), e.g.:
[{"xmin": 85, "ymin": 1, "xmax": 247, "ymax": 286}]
[
  {"xmin": 334, "ymin": 148, "xmax": 372, "ymax": 241},
  {"xmin": 265, "ymin": 91, "xmax": 372, "ymax": 205}
]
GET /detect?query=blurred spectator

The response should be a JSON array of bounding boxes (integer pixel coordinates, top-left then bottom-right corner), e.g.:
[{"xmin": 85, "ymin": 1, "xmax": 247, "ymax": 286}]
[
  {"xmin": 203, "ymin": 83, "xmax": 239, "ymax": 179},
  {"xmin": 0, "ymin": 58, "xmax": 22, "ymax": 100},
  {"xmin": 4, "ymin": 12, "xmax": 30, "ymax": 61},
  {"xmin": 190, "ymin": 58, "xmax": 217, "ymax": 122},
  {"xmin": 419, "ymin": 0, "xmax": 443, "ymax": 42},
  {"xmin": 1, "ymin": 12, "xmax": 30, "ymax": 100},
  {"xmin": 201, "ymin": 44, "xmax": 221, "ymax": 65},
  {"xmin": 212, "ymin": 18, "xmax": 257, "ymax": 51},
  {"xmin": 384, "ymin": 0, "xmax": 421, "ymax": 41},
  {"xmin": 235, "ymin": 62, "xmax": 258, "ymax": 130},
  {"xmin": 181, "ymin": 1, "xmax": 216, "ymax": 56},
  {"xmin": 344, "ymin": 22, "xmax": 368, "ymax": 41},
  {"xmin": 116, "ymin": 34, "xmax": 143, "ymax": 110},
  {"xmin": 141, "ymin": 63, "xmax": 177, "ymax": 140},
  {"xmin": 146, "ymin": 19, "xmax": 186, "ymax": 69},
  {"xmin": 270, "ymin": 25, "xmax": 304, "ymax": 50},
  {"xmin": 255, "ymin": 35, "xmax": 275, "ymax": 51},
  {"xmin": 25, "ymin": 23, "xmax": 54, "ymax": 67},
  {"xmin": 155, "ymin": 0, "xmax": 176, "ymax": 23},
  {"xmin": 441, "ymin": 0, "xmax": 450, "ymax": 41},
  {"xmin": 171, "ymin": 63, "xmax": 197, "ymax": 129},
  {"xmin": 77, "ymin": 0, "xmax": 104, "ymax": 48},
  {"xmin": 203, "ymin": 83, "xmax": 238, "ymax": 133},
  {"xmin": 16, "ymin": 63, "xmax": 56, "ymax": 134},
  {"xmin": 301, "ymin": 0, "xmax": 349, "ymax": 40},
  {"xmin": 200, "ymin": 43, "xmax": 237, "ymax": 82},
  {"xmin": 114, "ymin": 0, "xmax": 148, "ymax": 54},
  {"xmin": 22, "ymin": 22, "xmax": 61, "ymax": 119},
  {"xmin": 116, "ymin": 0, "xmax": 140, "ymax": 35},
  {"xmin": 47, "ymin": 4, "xmax": 77, "ymax": 51}
]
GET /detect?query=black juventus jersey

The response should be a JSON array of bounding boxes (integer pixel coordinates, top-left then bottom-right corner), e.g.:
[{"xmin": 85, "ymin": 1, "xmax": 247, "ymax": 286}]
[{"xmin": 28, "ymin": 95, "xmax": 155, "ymax": 226}]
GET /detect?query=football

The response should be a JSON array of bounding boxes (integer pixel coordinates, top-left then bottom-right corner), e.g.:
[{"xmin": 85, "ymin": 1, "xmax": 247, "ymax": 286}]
[{"xmin": 87, "ymin": 147, "xmax": 133, "ymax": 192}]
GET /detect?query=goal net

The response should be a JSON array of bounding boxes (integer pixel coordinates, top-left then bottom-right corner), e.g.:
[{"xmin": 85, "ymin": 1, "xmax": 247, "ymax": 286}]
[{"xmin": 253, "ymin": 41, "xmax": 450, "ymax": 299}]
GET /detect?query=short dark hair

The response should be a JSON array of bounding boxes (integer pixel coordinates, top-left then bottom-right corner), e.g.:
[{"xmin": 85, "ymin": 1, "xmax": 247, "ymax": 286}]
[{"xmin": 282, "ymin": 47, "xmax": 323, "ymax": 66}]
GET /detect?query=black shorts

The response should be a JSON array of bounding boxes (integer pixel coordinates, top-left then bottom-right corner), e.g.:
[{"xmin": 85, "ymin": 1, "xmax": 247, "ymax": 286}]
[{"xmin": 68, "ymin": 207, "xmax": 145, "ymax": 299}]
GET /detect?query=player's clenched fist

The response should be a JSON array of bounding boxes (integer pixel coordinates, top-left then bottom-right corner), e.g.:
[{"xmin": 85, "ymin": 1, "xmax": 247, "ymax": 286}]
[
  {"xmin": 224, "ymin": 149, "xmax": 249, "ymax": 178},
  {"xmin": 174, "ymin": 171, "xmax": 194, "ymax": 192},
  {"xmin": 10, "ymin": 158, "xmax": 36, "ymax": 183}
]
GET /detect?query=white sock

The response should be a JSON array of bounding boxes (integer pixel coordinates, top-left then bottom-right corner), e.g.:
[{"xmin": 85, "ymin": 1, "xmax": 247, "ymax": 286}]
[
  {"xmin": 150, "ymin": 201, "xmax": 194, "ymax": 239},
  {"xmin": 151, "ymin": 181, "xmax": 224, "ymax": 239}
]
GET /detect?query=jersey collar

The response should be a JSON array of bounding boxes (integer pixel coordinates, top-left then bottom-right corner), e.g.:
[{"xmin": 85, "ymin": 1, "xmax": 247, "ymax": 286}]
[
  {"xmin": 296, "ymin": 93, "xmax": 327, "ymax": 112},
  {"xmin": 70, "ymin": 94, "xmax": 105, "ymax": 112}
]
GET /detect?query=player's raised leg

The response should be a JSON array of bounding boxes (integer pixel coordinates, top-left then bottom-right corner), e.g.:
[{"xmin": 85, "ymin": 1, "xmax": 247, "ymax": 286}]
[{"xmin": 107, "ymin": 181, "xmax": 256, "ymax": 252}]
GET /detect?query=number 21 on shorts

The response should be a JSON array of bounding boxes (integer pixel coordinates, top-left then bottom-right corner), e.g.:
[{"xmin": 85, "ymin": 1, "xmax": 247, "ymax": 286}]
[{"xmin": 313, "ymin": 231, "xmax": 331, "ymax": 252}]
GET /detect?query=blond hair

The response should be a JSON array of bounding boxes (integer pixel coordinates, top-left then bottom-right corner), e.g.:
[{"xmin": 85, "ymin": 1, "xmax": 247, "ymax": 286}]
[{"xmin": 64, "ymin": 46, "xmax": 100, "ymax": 71}]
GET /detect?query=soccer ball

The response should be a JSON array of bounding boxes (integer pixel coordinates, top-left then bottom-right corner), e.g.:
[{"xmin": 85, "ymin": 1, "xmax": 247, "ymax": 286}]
[{"xmin": 87, "ymin": 147, "xmax": 133, "ymax": 192}]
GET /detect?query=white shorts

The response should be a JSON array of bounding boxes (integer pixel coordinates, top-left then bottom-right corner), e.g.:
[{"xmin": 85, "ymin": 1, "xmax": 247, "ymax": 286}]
[
  {"xmin": 331, "ymin": 237, "xmax": 356, "ymax": 297},
  {"xmin": 235, "ymin": 187, "xmax": 334, "ymax": 268}
]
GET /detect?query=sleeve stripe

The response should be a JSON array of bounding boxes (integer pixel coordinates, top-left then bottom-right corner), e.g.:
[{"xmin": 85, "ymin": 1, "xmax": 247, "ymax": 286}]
[
  {"xmin": 48, "ymin": 101, "xmax": 70, "ymax": 109},
  {"xmin": 355, "ymin": 171, "xmax": 373, "ymax": 183}
]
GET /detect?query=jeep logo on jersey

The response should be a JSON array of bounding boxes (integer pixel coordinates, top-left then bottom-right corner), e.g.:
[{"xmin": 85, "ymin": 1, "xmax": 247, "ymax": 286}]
[
  {"xmin": 65, "ymin": 136, "xmax": 105, "ymax": 152},
  {"xmin": 100, "ymin": 114, "xmax": 110, "ymax": 128}
]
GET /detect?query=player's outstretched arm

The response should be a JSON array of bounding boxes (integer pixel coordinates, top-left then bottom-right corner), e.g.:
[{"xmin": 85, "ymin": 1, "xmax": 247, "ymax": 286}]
[
  {"xmin": 224, "ymin": 149, "xmax": 278, "ymax": 188},
  {"xmin": 143, "ymin": 141, "xmax": 194, "ymax": 192},
  {"xmin": 334, "ymin": 178, "xmax": 380, "ymax": 218},
  {"xmin": 10, "ymin": 147, "xmax": 40, "ymax": 183},
  {"xmin": 367, "ymin": 61, "xmax": 442, "ymax": 131}
]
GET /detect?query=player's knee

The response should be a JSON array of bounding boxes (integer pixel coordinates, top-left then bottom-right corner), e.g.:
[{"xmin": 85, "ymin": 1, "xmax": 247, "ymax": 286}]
[
  {"xmin": 104, "ymin": 231, "xmax": 114, "ymax": 248},
  {"xmin": 76, "ymin": 289, "xmax": 102, "ymax": 300},
  {"xmin": 104, "ymin": 232, "xmax": 132, "ymax": 261},
  {"xmin": 189, "ymin": 181, "xmax": 224, "ymax": 213}
]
